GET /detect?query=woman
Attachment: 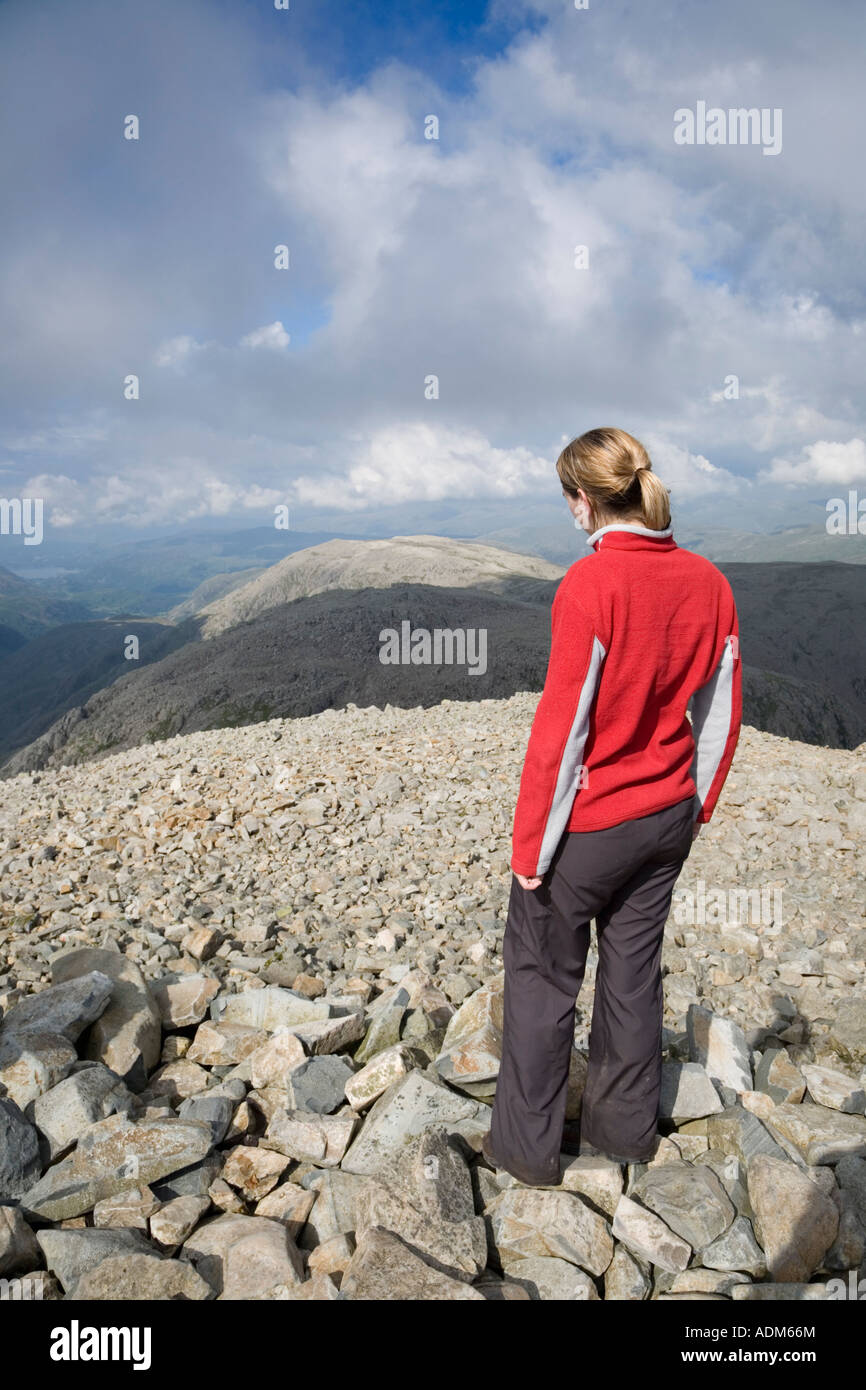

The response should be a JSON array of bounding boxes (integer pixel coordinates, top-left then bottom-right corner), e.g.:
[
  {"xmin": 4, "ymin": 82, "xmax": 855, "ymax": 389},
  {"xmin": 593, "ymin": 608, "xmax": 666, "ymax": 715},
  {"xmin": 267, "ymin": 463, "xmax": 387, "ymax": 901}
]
[{"xmin": 482, "ymin": 426, "xmax": 742, "ymax": 1185}]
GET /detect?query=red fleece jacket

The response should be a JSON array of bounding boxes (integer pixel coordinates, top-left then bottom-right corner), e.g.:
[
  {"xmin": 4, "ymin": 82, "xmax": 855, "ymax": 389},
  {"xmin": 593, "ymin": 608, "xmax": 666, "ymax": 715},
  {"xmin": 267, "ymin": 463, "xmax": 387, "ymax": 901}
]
[{"xmin": 511, "ymin": 524, "xmax": 742, "ymax": 878}]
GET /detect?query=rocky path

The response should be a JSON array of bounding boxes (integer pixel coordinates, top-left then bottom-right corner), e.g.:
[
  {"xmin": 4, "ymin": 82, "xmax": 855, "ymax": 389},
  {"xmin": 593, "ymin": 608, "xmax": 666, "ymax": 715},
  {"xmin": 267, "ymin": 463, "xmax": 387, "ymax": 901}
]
[{"xmin": 0, "ymin": 695, "xmax": 864, "ymax": 1299}]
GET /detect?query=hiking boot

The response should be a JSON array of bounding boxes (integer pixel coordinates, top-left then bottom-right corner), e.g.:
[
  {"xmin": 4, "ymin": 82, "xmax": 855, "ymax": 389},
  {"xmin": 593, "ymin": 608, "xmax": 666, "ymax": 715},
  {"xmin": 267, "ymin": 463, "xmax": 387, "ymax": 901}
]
[
  {"xmin": 480, "ymin": 1131, "xmax": 561, "ymax": 1188},
  {"xmin": 571, "ymin": 1133, "xmax": 657, "ymax": 1165}
]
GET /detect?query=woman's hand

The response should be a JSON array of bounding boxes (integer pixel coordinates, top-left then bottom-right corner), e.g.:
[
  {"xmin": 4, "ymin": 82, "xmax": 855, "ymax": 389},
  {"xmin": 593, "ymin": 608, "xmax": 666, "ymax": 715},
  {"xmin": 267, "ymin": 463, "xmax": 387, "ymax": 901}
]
[{"xmin": 515, "ymin": 872, "xmax": 543, "ymax": 891}]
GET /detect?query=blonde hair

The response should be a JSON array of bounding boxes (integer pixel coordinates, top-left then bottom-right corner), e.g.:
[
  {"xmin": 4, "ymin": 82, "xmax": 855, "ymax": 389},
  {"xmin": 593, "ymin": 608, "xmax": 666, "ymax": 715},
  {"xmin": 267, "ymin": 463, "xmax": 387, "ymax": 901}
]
[{"xmin": 556, "ymin": 427, "xmax": 671, "ymax": 531}]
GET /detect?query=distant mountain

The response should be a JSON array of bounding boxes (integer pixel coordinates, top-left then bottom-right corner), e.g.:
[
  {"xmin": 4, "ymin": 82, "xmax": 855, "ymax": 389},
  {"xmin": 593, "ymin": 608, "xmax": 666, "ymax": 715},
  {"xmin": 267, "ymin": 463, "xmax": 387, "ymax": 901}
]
[
  {"xmin": 167, "ymin": 567, "xmax": 267, "ymax": 622},
  {"xmin": 2, "ymin": 539, "xmax": 864, "ymax": 777},
  {"xmin": 0, "ymin": 584, "xmax": 549, "ymax": 775},
  {"xmin": 0, "ymin": 623, "xmax": 27, "ymax": 659},
  {"xmin": 0, "ymin": 537, "xmax": 561, "ymax": 771},
  {"xmin": 16, "ymin": 528, "xmax": 363, "ymax": 617},
  {"xmin": 0, "ymin": 564, "xmax": 93, "ymax": 637},
  {"xmin": 474, "ymin": 520, "xmax": 866, "ymax": 568},
  {"xmin": 197, "ymin": 535, "xmax": 564, "ymax": 637},
  {"xmin": 684, "ymin": 524, "xmax": 866, "ymax": 565},
  {"xmin": 0, "ymin": 616, "xmax": 198, "ymax": 766},
  {"xmin": 719, "ymin": 562, "xmax": 865, "ymax": 740}
]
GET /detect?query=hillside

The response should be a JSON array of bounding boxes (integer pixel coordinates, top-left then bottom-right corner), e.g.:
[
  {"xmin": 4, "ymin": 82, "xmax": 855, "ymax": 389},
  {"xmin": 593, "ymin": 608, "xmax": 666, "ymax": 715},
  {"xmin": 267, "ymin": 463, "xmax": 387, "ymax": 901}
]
[
  {"xmin": 196, "ymin": 535, "xmax": 564, "ymax": 637},
  {"xmin": 0, "ymin": 699, "xmax": 863, "ymax": 1299},
  {"xmin": 0, "ymin": 616, "xmax": 199, "ymax": 766},
  {"xmin": 2, "ymin": 540, "xmax": 864, "ymax": 777},
  {"xmin": 477, "ymin": 521, "xmax": 866, "ymax": 569},
  {"xmin": 0, "ymin": 563, "xmax": 93, "ymax": 637},
  {"xmin": 14, "ymin": 528, "xmax": 363, "ymax": 618}
]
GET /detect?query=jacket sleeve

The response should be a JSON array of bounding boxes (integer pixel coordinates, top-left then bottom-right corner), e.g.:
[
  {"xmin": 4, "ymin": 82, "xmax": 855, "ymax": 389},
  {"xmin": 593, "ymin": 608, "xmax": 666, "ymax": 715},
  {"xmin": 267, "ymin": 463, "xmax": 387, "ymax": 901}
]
[
  {"xmin": 511, "ymin": 581, "xmax": 605, "ymax": 877},
  {"xmin": 689, "ymin": 595, "xmax": 742, "ymax": 824}
]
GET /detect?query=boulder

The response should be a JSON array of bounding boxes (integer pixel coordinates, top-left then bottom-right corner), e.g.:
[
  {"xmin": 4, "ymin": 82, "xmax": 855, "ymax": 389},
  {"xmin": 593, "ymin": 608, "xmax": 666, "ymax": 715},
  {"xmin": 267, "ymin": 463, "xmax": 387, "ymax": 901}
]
[
  {"xmin": 0, "ymin": 1096, "xmax": 42, "ymax": 1199},
  {"xmin": 51, "ymin": 949, "xmax": 161, "ymax": 1092},
  {"xmin": 353, "ymin": 1127, "xmax": 487, "ymax": 1282},
  {"xmin": 181, "ymin": 1213, "xmax": 304, "ymax": 1298},
  {"xmin": 747, "ymin": 1153, "xmax": 840, "ymax": 1282},
  {"xmin": 337, "ymin": 1226, "xmax": 486, "ymax": 1300},
  {"xmin": 20, "ymin": 1113, "xmax": 213, "ymax": 1221}
]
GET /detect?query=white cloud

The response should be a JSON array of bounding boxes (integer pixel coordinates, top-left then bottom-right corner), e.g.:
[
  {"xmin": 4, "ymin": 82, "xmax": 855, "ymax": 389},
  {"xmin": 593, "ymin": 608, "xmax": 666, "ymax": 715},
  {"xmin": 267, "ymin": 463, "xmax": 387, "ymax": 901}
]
[
  {"xmin": 23, "ymin": 465, "xmax": 285, "ymax": 529},
  {"xmin": 291, "ymin": 422, "xmax": 553, "ymax": 508},
  {"xmin": 239, "ymin": 321, "xmax": 290, "ymax": 351},
  {"xmin": 154, "ymin": 335, "xmax": 207, "ymax": 367},
  {"xmin": 759, "ymin": 437, "xmax": 866, "ymax": 486},
  {"xmin": 640, "ymin": 436, "xmax": 745, "ymax": 498}
]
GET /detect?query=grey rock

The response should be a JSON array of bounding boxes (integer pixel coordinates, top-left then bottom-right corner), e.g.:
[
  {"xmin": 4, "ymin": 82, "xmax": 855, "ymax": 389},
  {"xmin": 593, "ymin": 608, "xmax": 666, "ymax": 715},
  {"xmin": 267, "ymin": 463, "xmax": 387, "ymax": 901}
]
[
  {"xmin": 835, "ymin": 1154, "xmax": 866, "ymax": 1227},
  {"xmin": 687, "ymin": 1004, "xmax": 752, "ymax": 1093},
  {"xmin": 0, "ymin": 1029, "xmax": 78, "ymax": 1108},
  {"xmin": 706, "ymin": 1104, "xmax": 798, "ymax": 1170},
  {"xmin": 696, "ymin": 1150, "xmax": 753, "ymax": 1219},
  {"xmin": 150, "ymin": 1152, "xmax": 223, "ymax": 1202},
  {"xmin": 177, "ymin": 1092, "xmax": 235, "ymax": 1146},
  {"xmin": 37, "ymin": 1227, "xmax": 155, "ymax": 1293},
  {"xmin": 0, "ymin": 1206, "xmax": 41, "ymax": 1276},
  {"xmin": 762, "ymin": 1101, "xmax": 866, "ymax": 1165},
  {"xmin": 0, "ymin": 1096, "xmax": 42, "ymax": 1199},
  {"xmin": 285, "ymin": 1054, "xmax": 355, "ymax": 1114},
  {"xmin": 51, "ymin": 949, "xmax": 161, "ymax": 1093},
  {"xmin": 20, "ymin": 1113, "xmax": 213, "ymax": 1221},
  {"xmin": 27, "ymin": 1064, "xmax": 135, "ymax": 1160},
  {"xmin": 340, "ymin": 1068, "xmax": 481, "ymax": 1175},
  {"xmin": 337, "ymin": 1225, "xmax": 486, "ymax": 1300},
  {"xmin": 72, "ymin": 1251, "xmax": 212, "ymax": 1301},
  {"xmin": 353, "ymin": 988, "xmax": 410, "ymax": 1066},
  {"xmin": 0, "ymin": 971, "xmax": 113, "ymax": 1043},
  {"xmin": 632, "ymin": 1160, "xmax": 736, "ymax": 1250},
  {"xmin": 182, "ymin": 1213, "xmax": 304, "ymax": 1298},
  {"xmin": 701, "ymin": 1214, "xmax": 767, "ymax": 1276},
  {"xmin": 824, "ymin": 1188, "xmax": 866, "ymax": 1271},
  {"xmin": 504, "ymin": 1255, "xmax": 601, "ymax": 1300},
  {"xmin": 354, "ymin": 1126, "xmax": 488, "ymax": 1282},
  {"xmin": 747, "ymin": 1153, "xmax": 839, "ymax": 1282},
  {"xmin": 659, "ymin": 1062, "xmax": 725, "ymax": 1122},
  {"xmin": 297, "ymin": 1169, "xmax": 369, "ymax": 1248},
  {"xmin": 211, "ymin": 986, "xmax": 330, "ymax": 1031}
]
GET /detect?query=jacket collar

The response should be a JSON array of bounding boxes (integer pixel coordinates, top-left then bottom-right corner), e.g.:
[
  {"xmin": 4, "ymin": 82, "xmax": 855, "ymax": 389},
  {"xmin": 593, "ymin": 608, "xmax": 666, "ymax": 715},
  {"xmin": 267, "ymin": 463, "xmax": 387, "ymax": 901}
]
[{"xmin": 586, "ymin": 522, "xmax": 676, "ymax": 552}]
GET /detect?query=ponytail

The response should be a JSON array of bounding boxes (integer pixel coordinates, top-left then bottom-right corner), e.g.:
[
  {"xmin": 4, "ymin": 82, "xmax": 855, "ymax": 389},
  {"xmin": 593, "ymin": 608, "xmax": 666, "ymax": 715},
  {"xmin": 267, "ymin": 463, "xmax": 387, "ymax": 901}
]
[
  {"xmin": 634, "ymin": 466, "xmax": 671, "ymax": 530},
  {"xmin": 556, "ymin": 427, "xmax": 671, "ymax": 531}
]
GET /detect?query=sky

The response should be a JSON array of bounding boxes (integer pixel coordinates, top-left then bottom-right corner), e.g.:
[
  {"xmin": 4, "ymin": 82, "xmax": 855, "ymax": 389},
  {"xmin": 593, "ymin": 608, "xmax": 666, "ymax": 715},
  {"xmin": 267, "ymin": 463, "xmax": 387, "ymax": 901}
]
[{"xmin": 0, "ymin": 0, "xmax": 864, "ymax": 548}]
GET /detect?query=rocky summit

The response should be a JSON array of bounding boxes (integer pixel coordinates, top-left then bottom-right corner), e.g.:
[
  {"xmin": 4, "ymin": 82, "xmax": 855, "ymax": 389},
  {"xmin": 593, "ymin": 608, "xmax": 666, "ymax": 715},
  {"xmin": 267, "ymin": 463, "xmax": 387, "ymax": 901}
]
[{"xmin": 0, "ymin": 694, "xmax": 864, "ymax": 1301}]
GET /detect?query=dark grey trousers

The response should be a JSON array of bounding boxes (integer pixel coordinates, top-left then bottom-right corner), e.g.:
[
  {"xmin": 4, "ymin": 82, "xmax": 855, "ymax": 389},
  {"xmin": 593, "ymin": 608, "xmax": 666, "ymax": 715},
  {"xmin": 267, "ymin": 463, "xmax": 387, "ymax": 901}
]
[{"xmin": 489, "ymin": 795, "xmax": 696, "ymax": 1180}]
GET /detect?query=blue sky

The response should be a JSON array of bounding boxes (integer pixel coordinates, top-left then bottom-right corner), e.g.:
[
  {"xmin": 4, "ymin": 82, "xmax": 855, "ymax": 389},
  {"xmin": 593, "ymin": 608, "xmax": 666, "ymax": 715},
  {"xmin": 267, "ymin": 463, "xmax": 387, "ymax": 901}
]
[
  {"xmin": 219, "ymin": 0, "xmax": 536, "ymax": 93},
  {"xmin": 0, "ymin": 0, "xmax": 864, "ymax": 548}
]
